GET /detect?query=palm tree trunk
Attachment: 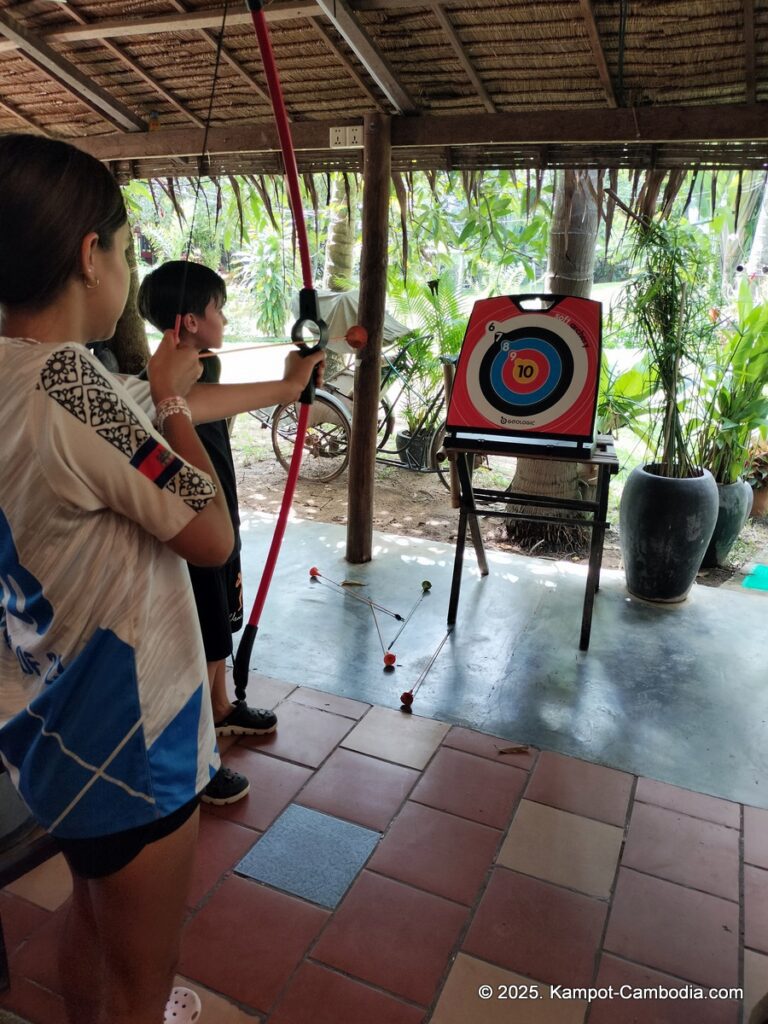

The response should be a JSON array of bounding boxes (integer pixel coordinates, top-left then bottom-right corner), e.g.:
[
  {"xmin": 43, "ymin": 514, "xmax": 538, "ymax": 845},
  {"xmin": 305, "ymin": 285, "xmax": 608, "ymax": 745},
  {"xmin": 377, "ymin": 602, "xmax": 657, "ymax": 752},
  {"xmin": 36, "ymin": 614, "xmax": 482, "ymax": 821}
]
[
  {"xmin": 106, "ymin": 232, "xmax": 150, "ymax": 374},
  {"xmin": 506, "ymin": 169, "xmax": 599, "ymax": 551},
  {"xmin": 323, "ymin": 174, "xmax": 357, "ymax": 291},
  {"xmin": 747, "ymin": 176, "xmax": 768, "ymax": 293},
  {"xmin": 323, "ymin": 174, "xmax": 359, "ymax": 378}
]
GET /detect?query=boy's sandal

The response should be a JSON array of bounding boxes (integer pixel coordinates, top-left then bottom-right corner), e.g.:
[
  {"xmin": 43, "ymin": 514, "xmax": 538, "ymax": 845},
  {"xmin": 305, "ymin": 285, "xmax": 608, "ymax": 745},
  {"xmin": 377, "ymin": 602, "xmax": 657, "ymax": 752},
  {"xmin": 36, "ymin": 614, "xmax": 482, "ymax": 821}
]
[{"xmin": 164, "ymin": 986, "xmax": 202, "ymax": 1022}]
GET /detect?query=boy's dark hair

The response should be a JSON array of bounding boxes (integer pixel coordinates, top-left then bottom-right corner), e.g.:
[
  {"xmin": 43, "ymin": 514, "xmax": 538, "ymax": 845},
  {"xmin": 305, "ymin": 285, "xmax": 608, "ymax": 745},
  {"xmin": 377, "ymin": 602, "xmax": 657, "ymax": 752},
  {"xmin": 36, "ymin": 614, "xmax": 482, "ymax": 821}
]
[
  {"xmin": 0, "ymin": 133, "xmax": 127, "ymax": 310},
  {"xmin": 137, "ymin": 260, "xmax": 227, "ymax": 331}
]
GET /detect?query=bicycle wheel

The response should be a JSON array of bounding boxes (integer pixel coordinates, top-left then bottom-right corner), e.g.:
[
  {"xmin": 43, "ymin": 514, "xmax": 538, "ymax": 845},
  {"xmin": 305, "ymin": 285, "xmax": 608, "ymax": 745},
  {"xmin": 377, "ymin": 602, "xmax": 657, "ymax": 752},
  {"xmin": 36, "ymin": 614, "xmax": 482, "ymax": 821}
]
[
  {"xmin": 430, "ymin": 421, "xmax": 451, "ymax": 491},
  {"xmin": 271, "ymin": 395, "xmax": 351, "ymax": 483},
  {"xmin": 377, "ymin": 397, "xmax": 395, "ymax": 451}
]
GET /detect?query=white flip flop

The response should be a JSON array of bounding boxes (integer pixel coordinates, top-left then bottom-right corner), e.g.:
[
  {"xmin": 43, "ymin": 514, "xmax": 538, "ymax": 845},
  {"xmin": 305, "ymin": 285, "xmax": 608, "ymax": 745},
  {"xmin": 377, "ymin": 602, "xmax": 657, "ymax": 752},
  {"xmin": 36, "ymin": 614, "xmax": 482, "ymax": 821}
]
[{"xmin": 164, "ymin": 986, "xmax": 202, "ymax": 1022}]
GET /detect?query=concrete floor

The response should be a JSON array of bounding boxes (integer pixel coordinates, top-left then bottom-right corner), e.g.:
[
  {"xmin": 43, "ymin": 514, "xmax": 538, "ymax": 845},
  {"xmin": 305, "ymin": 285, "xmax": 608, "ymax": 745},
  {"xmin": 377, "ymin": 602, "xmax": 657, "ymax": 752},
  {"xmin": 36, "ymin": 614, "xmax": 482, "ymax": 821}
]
[{"xmin": 236, "ymin": 514, "xmax": 768, "ymax": 810}]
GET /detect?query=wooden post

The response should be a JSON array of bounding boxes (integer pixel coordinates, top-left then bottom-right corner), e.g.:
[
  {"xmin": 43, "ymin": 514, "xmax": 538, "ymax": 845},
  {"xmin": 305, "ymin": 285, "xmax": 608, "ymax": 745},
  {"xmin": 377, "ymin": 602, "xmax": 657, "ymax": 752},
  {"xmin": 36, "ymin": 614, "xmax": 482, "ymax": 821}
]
[{"xmin": 346, "ymin": 113, "xmax": 391, "ymax": 563}]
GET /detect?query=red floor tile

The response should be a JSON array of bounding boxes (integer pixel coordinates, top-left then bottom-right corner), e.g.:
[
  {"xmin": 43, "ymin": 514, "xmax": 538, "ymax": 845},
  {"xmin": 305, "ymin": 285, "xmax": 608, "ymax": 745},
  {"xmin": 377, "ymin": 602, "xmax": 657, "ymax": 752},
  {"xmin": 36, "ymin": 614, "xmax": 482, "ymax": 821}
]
[
  {"xmin": 368, "ymin": 801, "xmax": 502, "ymax": 905},
  {"xmin": 205, "ymin": 746, "xmax": 313, "ymax": 832},
  {"xmin": 286, "ymin": 687, "xmax": 371, "ymax": 720},
  {"xmin": 442, "ymin": 725, "xmax": 537, "ymax": 771},
  {"xmin": 745, "ymin": 864, "xmax": 768, "ymax": 953},
  {"xmin": 0, "ymin": 975, "xmax": 68, "ymax": 1024},
  {"xmin": 179, "ymin": 875, "xmax": 328, "ymax": 1012},
  {"xmin": 295, "ymin": 747, "xmax": 419, "ymax": 831},
  {"xmin": 622, "ymin": 801, "xmax": 739, "ymax": 901},
  {"xmin": 604, "ymin": 868, "xmax": 739, "ymax": 988},
  {"xmin": 410, "ymin": 747, "xmax": 527, "ymax": 829},
  {"xmin": 745, "ymin": 806, "xmax": 768, "ymax": 869},
  {"xmin": 634, "ymin": 778, "xmax": 740, "ymax": 828},
  {"xmin": 462, "ymin": 867, "xmax": 606, "ymax": 987},
  {"xmin": 187, "ymin": 815, "xmax": 261, "ymax": 908},
  {"xmin": 9, "ymin": 903, "xmax": 66, "ymax": 993},
  {"xmin": 524, "ymin": 751, "xmax": 633, "ymax": 826},
  {"xmin": 312, "ymin": 871, "xmax": 468, "ymax": 1006},
  {"xmin": 0, "ymin": 892, "xmax": 51, "ymax": 959},
  {"xmin": 240, "ymin": 701, "xmax": 355, "ymax": 768},
  {"xmin": 590, "ymin": 954, "xmax": 740, "ymax": 1024},
  {"xmin": 269, "ymin": 962, "xmax": 425, "ymax": 1024}
]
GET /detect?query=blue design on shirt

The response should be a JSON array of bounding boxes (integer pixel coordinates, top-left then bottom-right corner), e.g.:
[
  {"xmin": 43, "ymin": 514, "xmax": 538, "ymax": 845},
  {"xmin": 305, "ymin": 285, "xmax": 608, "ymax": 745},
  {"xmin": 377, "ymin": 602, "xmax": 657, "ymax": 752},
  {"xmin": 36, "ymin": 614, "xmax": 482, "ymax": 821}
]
[
  {"xmin": 0, "ymin": 628, "xmax": 155, "ymax": 838},
  {"xmin": 0, "ymin": 508, "xmax": 53, "ymax": 636}
]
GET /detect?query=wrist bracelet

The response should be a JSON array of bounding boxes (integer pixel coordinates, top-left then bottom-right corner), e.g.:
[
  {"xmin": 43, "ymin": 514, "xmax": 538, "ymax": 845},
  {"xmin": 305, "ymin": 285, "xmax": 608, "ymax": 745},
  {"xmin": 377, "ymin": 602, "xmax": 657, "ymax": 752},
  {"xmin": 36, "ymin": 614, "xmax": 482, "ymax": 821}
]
[{"xmin": 155, "ymin": 396, "xmax": 192, "ymax": 432}]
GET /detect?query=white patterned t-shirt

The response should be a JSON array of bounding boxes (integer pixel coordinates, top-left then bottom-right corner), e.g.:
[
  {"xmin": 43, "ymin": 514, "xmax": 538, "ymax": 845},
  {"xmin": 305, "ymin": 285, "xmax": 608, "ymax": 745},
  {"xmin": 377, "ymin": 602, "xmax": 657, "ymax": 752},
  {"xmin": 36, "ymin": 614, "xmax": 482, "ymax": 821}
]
[{"xmin": 0, "ymin": 339, "xmax": 220, "ymax": 838}]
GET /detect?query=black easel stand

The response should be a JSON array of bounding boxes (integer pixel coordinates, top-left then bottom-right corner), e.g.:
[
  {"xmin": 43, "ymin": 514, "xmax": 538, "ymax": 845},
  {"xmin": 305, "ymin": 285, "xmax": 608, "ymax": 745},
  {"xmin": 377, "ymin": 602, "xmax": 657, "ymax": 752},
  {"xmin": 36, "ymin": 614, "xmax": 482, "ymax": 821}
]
[{"xmin": 446, "ymin": 435, "xmax": 619, "ymax": 650}]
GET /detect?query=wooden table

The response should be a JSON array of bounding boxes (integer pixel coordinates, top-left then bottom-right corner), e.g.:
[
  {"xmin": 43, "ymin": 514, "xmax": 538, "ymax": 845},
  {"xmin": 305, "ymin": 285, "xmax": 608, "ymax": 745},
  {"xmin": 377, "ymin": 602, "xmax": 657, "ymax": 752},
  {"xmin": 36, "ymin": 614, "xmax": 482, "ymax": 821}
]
[{"xmin": 444, "ymin": 435, "xmax": 619, "ymax": 650}]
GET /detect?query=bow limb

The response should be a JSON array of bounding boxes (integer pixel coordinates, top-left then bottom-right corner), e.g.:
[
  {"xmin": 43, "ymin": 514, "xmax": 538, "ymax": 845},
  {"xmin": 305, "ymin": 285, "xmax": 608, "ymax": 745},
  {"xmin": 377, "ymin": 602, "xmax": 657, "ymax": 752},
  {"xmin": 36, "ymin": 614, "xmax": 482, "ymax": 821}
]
[{"xmin": 233, "ymin": 0, "xmax": 327, "ymax": 701}]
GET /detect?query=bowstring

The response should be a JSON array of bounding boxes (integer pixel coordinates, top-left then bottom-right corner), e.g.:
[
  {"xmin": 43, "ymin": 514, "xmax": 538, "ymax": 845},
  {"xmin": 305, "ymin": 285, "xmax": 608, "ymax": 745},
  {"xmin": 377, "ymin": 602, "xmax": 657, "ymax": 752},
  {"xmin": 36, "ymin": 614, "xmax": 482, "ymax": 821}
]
[{"xmin": 176, "ymin": 0, "xmax": 230, "ymax": 325}]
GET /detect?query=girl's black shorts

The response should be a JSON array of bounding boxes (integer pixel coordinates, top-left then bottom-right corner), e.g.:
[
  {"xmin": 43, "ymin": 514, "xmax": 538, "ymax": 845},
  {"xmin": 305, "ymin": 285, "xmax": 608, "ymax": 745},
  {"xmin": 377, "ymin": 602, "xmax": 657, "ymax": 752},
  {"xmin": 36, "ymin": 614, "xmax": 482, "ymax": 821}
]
[{"xmin": 56, "ymin": 795, "xmax": 200, "ymax": 879}]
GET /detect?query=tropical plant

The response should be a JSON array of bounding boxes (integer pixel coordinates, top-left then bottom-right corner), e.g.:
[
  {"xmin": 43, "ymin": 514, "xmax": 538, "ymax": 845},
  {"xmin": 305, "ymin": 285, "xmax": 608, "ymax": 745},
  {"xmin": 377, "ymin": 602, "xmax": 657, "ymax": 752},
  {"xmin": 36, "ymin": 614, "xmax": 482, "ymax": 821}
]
[
  {"xmin": 694, "ymin": 282, "xmax": 768, "ymax": 483},
  {"xmin": 595, "ymin": 354, "xmax": 654, "ymax": 436},
  {"xmin": 618, "ymin": 216, "xmax": 719, "ymax": 477},
  {"xmin": 745, "ymin": 439, "xmax": 768, "ymax": 492}
]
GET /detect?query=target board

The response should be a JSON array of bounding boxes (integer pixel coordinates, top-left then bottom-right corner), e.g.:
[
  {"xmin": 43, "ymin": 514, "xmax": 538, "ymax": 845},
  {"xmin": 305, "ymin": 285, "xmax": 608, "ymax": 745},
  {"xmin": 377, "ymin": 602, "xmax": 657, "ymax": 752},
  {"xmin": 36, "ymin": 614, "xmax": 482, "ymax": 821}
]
[{"xmin": 445, "ymin": 294, "xmax": 602, "ymax": 456}]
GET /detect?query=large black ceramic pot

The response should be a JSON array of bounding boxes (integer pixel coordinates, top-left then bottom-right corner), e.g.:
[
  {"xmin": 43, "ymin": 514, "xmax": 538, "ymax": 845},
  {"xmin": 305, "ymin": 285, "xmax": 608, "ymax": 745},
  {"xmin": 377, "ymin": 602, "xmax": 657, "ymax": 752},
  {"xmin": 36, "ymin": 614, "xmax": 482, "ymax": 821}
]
[
  {"xmin": 700, "ymin": 479, "xmax": 753, "ymax": 568},
  {"xmin": 620, "ymin": 464, "xmax": 719, "ymax": 602}
]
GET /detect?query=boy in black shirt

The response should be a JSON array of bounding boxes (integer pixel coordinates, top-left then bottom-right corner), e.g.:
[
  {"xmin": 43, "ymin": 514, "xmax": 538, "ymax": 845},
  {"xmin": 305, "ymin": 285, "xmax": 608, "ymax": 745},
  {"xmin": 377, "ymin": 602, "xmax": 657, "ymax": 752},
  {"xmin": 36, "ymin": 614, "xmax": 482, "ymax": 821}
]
[{"xmin": 139, "ymin": 261, "xmax": 287, "ymax": 804}]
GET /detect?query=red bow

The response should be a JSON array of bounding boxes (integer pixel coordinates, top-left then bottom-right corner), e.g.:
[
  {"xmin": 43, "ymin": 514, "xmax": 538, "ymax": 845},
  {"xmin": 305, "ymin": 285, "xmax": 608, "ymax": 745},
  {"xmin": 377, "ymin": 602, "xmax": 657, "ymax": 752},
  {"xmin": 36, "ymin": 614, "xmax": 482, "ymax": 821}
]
[{"xmin": 233, "ymin": 0, "xmax": 327, "ymax": 700}]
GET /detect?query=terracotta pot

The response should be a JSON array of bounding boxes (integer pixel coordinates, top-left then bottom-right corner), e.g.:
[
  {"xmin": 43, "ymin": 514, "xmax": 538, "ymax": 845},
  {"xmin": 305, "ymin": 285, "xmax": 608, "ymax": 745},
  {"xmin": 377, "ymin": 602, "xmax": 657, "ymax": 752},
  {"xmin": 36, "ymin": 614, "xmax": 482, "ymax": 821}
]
[{"xmin": 751, "ymin": 485, "xmax": 768, "ymax": 519}]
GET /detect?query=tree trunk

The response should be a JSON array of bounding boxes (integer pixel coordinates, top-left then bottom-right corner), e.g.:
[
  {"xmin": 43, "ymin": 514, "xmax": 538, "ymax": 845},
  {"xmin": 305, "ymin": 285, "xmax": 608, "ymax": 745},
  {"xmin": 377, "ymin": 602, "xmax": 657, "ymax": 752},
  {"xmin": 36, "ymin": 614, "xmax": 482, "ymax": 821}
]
[
  {"xmin": 107, "ymin": 233, "xmax": 150, "ymax": 373},
  {"xmin": 323, "ymin": 174, "xmax": 358, "ymax": 379},
  {"xmin": 506, "ymin": 169, "xmax": 599, "ymax": 551},
  {"xmin": 323, "ymin": 174, "xmax": 357, "ymax": 291},
  {"xmin": 746, "ymin": 177, "xmax": 768, "ymax": 300}
]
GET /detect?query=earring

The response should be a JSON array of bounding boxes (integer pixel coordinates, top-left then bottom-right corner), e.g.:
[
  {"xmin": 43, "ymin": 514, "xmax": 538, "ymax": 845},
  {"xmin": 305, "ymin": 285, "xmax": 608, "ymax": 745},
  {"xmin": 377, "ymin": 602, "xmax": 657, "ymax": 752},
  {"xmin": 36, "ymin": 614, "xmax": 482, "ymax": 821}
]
[{"xmin": 83, "ymin": 274, "xmax": 100, "ymax": 290}]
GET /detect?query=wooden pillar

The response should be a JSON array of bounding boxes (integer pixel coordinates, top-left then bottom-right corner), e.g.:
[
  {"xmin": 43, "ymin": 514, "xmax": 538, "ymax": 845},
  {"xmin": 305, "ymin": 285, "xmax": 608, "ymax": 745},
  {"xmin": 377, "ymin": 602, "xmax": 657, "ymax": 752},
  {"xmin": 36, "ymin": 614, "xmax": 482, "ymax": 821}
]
[{"xmin": 346, "ymin": 113, "xmax": 391, "ymax": 563}]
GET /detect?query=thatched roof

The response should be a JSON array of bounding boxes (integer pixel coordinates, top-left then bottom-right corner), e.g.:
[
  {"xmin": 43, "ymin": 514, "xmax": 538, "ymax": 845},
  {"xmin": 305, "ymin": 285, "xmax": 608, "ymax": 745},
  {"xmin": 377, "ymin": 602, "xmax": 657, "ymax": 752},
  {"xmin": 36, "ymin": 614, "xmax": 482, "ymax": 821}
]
[{"xmin": 0, "ymin": 0, "xmax": 766, "ymax": 178}]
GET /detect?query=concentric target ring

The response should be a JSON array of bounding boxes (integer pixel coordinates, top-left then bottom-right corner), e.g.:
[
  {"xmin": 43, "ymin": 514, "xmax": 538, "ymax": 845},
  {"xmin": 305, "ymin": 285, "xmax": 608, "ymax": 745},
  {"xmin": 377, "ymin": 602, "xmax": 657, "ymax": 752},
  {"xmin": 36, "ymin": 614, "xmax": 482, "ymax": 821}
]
[
  {"xmin": 479, "ymin": 327, "xmax": 573, "ymax": 416},
  {"xmin": 464, "ymin": 312, "xmax": 589, "ymax": 428}
]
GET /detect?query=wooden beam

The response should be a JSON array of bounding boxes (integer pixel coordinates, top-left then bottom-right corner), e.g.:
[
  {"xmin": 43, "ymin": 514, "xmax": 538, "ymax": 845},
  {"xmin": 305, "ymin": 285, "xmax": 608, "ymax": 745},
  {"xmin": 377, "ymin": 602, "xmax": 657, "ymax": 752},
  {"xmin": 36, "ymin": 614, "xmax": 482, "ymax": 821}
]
[
  {"xmin": 308, "ymin": 15, "xmax": 385, "ymax": 111},
  {"xmin": 60, "ymin": 2, "xmax": 206, "ymax": 128},
  {"xmin": 353, "ymin": 0, "xmax": 430, "ymax": 9},
  {"xmin": 69, "ymin": 104, "xmax": 768, "ymax": 166},
  {"xmin": 430, "ymin": 3, "xmax": 496, "ymax": 113},
  {"xmin": 0, "ymin": 9, "xmax": 144, "ymax": 131},
  {"xmin": 347, "ymin": 112, "xmax": 391, "ymax": 564},
  {"xmin": 391, "ymin": 104, "xmax": 768, "ymax": 147},
  {"xmin": 0, "ymin": 2, "xmax": 321, "ymax": 52},
  {"xmin": 744, "ymin": 0, "xmax": 756, "ymax": 105},
  {"xmin": 578, "ymin": 0, "xmax": 617, "ymax": 107},
  {"xmin": 314, "ymin": 0, "xmax": 418, "ymax": 113}
]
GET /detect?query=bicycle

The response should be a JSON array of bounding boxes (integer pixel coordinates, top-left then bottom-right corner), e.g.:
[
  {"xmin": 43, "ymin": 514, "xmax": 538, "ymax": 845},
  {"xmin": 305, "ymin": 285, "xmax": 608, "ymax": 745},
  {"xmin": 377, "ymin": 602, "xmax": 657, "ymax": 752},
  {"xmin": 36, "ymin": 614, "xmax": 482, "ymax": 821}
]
[{"xmin": 257, "ymin": 334, "xmax": 454, "ymax": 487}]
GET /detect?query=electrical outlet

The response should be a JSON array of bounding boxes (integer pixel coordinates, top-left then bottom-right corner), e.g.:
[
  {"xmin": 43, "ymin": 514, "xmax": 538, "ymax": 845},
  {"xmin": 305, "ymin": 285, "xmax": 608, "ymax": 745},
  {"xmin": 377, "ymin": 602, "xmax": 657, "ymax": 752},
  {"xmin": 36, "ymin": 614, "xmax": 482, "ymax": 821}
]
[
  {"xmin": 346, "ymin": 125, "xmax": 363, "ymax": 147},
  {"xmin": 329, "ymin": 126, "xmax": 347, "ymax": 148}
]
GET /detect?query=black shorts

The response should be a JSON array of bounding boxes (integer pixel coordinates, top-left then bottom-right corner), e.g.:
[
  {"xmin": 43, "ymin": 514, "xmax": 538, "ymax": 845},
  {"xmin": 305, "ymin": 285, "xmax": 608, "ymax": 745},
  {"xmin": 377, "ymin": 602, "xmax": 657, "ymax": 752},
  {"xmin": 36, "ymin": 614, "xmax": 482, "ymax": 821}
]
[
  {"xmin": 56, "ymin": 796, "xmax": 200, "ymax": 879},
  {"xmin": 188, "ymin": 556, "xmax": 243, "ymax": 662}
]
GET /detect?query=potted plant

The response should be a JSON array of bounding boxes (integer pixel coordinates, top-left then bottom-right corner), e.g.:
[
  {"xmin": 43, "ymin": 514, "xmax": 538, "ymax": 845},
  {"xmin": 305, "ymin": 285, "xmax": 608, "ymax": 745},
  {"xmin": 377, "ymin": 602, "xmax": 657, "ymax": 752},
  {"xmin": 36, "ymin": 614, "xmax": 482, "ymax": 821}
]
[
  {"xmin": 745, "ymin": 440, "xmax": 768, "ymax": 518},
  {"xmin": 618, "ymin": 217, "xmax": 720, "ymax": 602},
  {"xmin": 389, "ymin": 277, "xmax": 467, "ymax": 469},
  {"xmin": 695, "ymin": 283, "xmax": 768, "ymax": 565}
]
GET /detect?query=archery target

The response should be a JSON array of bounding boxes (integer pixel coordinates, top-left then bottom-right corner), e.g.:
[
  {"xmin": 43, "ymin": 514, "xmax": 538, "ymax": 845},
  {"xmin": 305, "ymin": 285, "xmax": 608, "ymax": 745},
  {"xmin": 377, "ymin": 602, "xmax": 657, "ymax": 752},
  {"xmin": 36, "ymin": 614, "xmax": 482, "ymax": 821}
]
[
  {"xmin": 465, "ymin": 314, "xmax": 587, "ymax": 427},
  {"xmin": 446, "ymin": 294, "xmax": 602, "ymax": 449}
]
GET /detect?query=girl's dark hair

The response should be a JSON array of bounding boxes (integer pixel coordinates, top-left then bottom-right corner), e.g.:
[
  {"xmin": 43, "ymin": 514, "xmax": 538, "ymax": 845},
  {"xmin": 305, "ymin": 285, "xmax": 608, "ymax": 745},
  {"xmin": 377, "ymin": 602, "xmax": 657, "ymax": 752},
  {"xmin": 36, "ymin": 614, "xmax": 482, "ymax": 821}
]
[
  {"xmin": 137, "ymin": 261, "xmax": 227, "ymax": 331},
  {"xmin": 0, "ymin": 133, "xmax": 127, "ymax": 310}
]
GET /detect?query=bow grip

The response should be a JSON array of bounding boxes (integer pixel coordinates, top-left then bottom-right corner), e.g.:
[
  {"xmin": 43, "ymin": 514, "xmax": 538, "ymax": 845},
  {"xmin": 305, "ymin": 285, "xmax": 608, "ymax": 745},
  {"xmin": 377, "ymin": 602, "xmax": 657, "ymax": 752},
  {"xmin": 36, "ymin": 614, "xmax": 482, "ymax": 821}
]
[{"xmin": 292, "ymin": 287, "xmax": 328, "ymax": 405}]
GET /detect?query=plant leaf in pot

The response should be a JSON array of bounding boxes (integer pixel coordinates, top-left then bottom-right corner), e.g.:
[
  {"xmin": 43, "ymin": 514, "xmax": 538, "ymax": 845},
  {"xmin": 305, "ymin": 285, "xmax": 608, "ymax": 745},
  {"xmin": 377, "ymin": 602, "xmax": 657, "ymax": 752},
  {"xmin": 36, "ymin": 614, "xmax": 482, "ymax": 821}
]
[
  {"xmin": 696, "ymin": 281, "xmax": 768, "ymax": 566},
  {"xmin": 617, "ymin": 217, "xmax": 720, "ymax": 601}
]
